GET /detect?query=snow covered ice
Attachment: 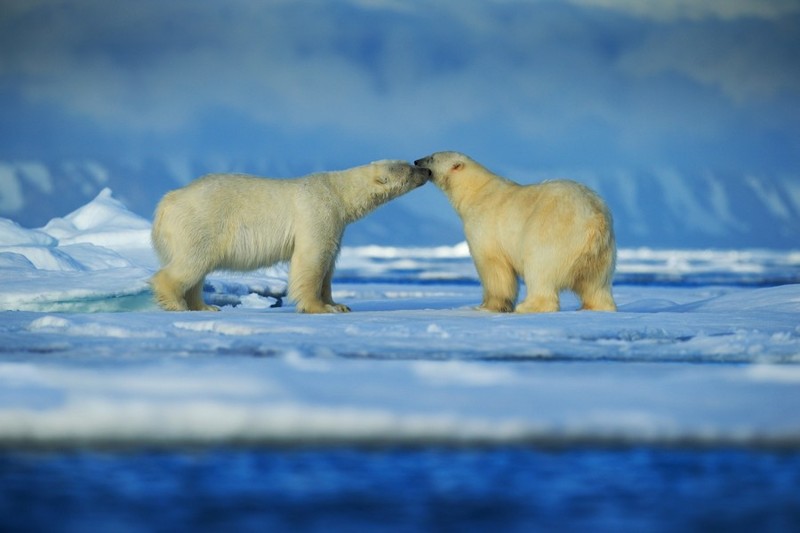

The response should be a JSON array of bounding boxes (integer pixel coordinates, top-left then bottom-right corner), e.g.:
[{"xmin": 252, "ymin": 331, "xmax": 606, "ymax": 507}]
[{"xmin": 1, "ymin": 189, "xmax": 799, "ymax": 447}]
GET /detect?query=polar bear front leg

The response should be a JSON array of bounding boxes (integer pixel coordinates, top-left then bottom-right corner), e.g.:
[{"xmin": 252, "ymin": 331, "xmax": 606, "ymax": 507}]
[
  {"xmin": 321, "ymin": 263, "xmax": 351, "ymax": 313},
  {"xmin": 289, "ymin": 240, "xmax": 349, "ymax": 314},
  {"xmin": 472, "ymin": 252, "xmax": 518, "ymax": 313}
]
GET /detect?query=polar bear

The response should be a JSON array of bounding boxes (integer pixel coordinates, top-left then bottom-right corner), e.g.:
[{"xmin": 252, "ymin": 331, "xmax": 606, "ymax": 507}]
[
  {"xmin": 151, "ymin": 161, "xmax": 430, "ymax": 313},
  {"xmin": 415, "ymin": 151, "xmax": 616, "ymax": 313}
]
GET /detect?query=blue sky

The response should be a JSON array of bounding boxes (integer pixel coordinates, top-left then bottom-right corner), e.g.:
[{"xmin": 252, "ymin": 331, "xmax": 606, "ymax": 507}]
[{"xmin": 1, "ymin": 0, "xmax": 799, "ymax": 174}]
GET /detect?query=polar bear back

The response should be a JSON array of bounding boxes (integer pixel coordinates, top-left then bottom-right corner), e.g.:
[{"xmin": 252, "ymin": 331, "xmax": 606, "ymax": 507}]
[
  {"xmin": 152, "ymin": 174, "xmax": 304, "ymax": 272},
  {"xmin": 465, "ymin": 179, "xmax": 611, "ymax": 265},
  {"xmin": 520, "ymin": 180, "xmax": 610, "ymax": 241}
]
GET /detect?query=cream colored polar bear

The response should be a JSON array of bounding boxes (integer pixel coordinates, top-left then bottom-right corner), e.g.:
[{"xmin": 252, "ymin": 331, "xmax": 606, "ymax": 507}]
[
  {"xmin": 415, "ymin": 152, "xmax": 616, "ymax": 313},
  {"xmin": 151, "ymin": 161, "xmax": 430, "ymax": 312}
]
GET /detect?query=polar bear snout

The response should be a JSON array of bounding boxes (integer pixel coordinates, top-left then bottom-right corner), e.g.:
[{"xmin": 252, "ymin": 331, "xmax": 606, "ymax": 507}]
[
  {"xmin": 400, "ymin": 162, "xmax": 430, "ymax": 188},
  {"xmin": 414, "ymin": 154, "xmax": 449, "ymax": 186},
  {"xmin": 412, "ymin": 166, "xmax": 432, "ymax": 185}
]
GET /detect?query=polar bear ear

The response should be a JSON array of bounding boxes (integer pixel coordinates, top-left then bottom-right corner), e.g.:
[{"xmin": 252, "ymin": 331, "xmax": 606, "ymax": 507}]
[
  {"xmin": 375, "ymin": 174, "xmax": 389, "ymax": 185},
  {"xmin": 451, "ymin": 161, "xmax": 464, "ymax": 172}
]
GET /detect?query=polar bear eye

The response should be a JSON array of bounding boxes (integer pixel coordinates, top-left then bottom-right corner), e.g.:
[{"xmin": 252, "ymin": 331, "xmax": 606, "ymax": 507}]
[{"xmin": 452, "ymin": 162, "xmax": 464, "ymax": 171}]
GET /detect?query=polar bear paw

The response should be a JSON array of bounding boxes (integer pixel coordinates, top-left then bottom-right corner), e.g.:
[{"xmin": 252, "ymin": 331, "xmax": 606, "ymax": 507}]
[{"xmin": 298, "ymin": 302, "xmax": 351, "ymax": 314}]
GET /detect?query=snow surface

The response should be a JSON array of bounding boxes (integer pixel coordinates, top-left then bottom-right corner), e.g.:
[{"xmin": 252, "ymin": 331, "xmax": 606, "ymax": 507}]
[{"xmin": 0, "ymin": 189, "xmax": 799, "ymax": 447}]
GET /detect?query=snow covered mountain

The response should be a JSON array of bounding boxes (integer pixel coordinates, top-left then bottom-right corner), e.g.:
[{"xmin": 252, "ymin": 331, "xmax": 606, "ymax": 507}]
[{"xmin": 0, "ymin": 158, "xmax": 798, "ymax": 249}]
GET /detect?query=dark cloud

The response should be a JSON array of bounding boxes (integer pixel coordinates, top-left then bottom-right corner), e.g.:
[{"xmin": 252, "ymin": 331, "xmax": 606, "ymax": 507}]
[{"xmin": 0, "ymin": 0, "xmax": 798, "ymax": 170}]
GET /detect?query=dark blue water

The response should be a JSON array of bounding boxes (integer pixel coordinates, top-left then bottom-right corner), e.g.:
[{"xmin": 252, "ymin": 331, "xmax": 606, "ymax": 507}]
[{"xmin": 2, "ymin": 447, "xmax": 799, "ymax": 532}]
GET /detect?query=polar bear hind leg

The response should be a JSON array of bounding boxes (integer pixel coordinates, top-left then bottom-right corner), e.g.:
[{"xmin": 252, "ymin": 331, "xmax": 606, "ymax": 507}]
[
  {"xmin": 185, "ymin": 279, "xmax": 220, "ymax": 312},
  {"xmin": 572, "ymin": 262, "xmax": 616, "ymax": 311},
  {"xmin": 151, "ymin": 268, "xmax": 190, "ymax": 311},
  {"xmin": 514, "ymin": 246, "xmax": 564, "ymax": 313},
  {"xmin": 151, "ymin": 263, "xmax": 213, "ymax": 312},
  {"xmin": 576, "ymin": 283, "xmax": 616, "ymax": 311},
  {"xmin": 571, "ymin": 218, "xmax": 617, "ymax": 312},
  {"xmin": 515, "ymin": 285, "xmax": 560, "ymax": 313}
]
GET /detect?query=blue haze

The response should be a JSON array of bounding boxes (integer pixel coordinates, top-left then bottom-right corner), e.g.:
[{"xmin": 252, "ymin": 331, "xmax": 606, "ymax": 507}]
[{"xmin": 0, "ymin": 0, "xmax": 798, "ymax": 247}]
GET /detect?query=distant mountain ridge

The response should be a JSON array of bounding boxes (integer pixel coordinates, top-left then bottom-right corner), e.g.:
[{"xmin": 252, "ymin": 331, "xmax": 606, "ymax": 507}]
[{"xmin": 0, "ymin": 158, "xmax": 798, "ymax": 249}]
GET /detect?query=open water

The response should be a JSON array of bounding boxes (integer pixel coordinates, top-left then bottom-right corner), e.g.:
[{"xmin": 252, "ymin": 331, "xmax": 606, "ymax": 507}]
[{"xmin": 2, "ymin": 446, "xmax": 800, "ymax": 532}]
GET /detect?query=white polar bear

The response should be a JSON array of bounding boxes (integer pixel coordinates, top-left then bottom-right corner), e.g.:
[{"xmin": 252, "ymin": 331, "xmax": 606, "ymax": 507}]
[
  {"xmin": 151, "ymin": 161, "xmax": 430, "ymax": 312},
  {"xmin": 415, "ymin": 151, "xmax": 616, "ymax": 313}
]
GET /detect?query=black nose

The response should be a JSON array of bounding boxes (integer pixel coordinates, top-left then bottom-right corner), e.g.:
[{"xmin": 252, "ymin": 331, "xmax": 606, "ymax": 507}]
[{"xmin": 414, "ymin": 158, "xmax": 424, "ymax": 166}]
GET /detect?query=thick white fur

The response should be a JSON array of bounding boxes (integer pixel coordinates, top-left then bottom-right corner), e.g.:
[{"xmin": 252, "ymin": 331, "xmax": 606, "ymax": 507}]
[
  {"xmin": 151, "ymin": 161, "xmax": 429, "ymax": 312},
  {"xmin": 415, "ymin": 151, "xmax": 616, "ymax": 313}
]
